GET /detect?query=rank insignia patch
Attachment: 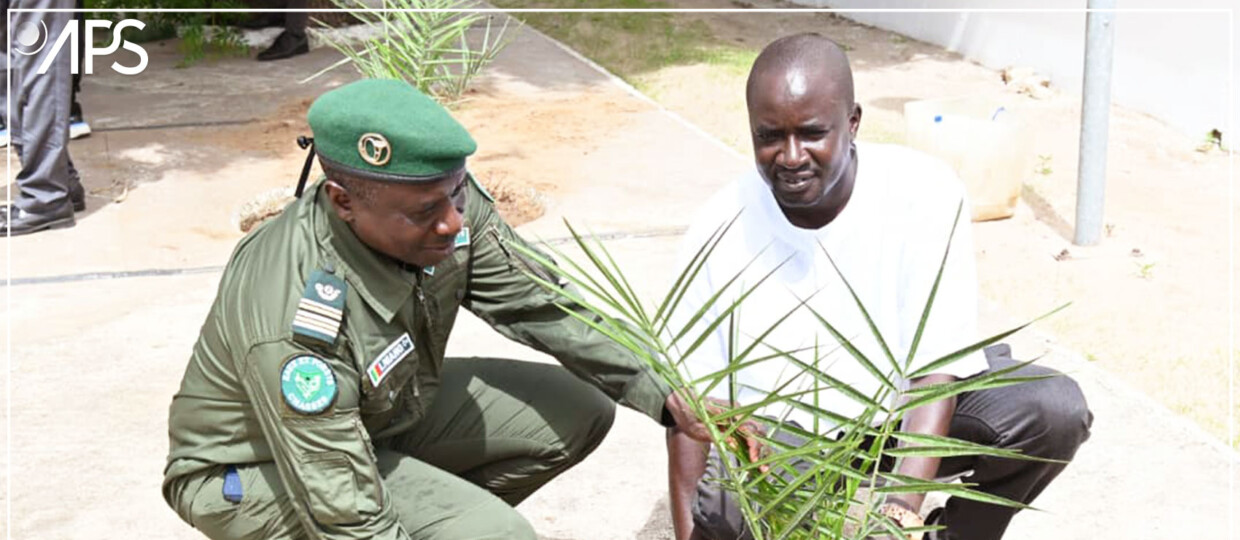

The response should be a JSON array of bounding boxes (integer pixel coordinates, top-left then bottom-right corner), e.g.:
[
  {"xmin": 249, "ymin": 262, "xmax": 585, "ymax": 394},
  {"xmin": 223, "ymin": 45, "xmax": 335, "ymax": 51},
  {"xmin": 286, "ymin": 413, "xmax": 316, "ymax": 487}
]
[
  {"xmin": 280, "ymin": 355, "xmax": 338, "ymax": 414},
  {"xmin": 293, "ymin": 269, "xmax": 348, "ymax": 346}
]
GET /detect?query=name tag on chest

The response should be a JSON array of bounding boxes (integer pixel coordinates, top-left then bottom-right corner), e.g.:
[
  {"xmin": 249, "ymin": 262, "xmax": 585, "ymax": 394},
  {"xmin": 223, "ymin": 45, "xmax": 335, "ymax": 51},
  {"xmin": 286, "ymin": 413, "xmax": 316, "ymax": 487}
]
[{"xmin": 367, "ymin": 333, "xmax": 414, "ymax": 387}]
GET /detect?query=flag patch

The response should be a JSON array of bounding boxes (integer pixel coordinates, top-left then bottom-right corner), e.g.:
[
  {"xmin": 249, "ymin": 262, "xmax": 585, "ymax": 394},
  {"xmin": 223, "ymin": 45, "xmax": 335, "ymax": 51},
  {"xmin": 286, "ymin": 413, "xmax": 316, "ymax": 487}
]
[
  {"xmin": 367, "ymin": 333, "xmax": 415, "ymax": 387},
  {"xmin": 453, "ymin": 227, "xmax": 471, "ymax": 249}
]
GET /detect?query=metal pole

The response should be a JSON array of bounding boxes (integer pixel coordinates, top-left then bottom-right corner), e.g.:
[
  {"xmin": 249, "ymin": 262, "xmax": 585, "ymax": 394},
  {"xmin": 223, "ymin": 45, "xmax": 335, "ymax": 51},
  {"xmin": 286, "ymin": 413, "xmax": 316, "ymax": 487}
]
[{"xmin": 1075, "ymin": 0, "xmax": 1117, "ymax": 246}]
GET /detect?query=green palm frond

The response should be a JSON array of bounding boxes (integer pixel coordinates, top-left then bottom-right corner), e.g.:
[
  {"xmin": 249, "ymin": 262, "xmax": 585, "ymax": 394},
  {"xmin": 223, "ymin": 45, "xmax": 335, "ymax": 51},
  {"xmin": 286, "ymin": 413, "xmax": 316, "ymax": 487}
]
[{"xmin": 508, "ymin": 207, "xmax": 1064, "ymax": 539}]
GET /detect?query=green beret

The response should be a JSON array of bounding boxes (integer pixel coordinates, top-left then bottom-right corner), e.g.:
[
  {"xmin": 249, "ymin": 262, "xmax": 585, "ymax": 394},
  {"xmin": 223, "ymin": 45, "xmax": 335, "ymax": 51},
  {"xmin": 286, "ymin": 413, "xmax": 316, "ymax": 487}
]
[{"xmin": 307, "ymin": 79, "xmax": 477, "ymax": 182}]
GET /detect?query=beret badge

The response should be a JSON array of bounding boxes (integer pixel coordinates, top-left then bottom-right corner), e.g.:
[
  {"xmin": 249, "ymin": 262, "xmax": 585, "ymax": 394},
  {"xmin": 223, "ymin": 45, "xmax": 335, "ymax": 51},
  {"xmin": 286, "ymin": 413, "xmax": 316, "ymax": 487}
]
[{"xmin": 358, "ymin": 132, "xmax": 392, "ymax": 167}]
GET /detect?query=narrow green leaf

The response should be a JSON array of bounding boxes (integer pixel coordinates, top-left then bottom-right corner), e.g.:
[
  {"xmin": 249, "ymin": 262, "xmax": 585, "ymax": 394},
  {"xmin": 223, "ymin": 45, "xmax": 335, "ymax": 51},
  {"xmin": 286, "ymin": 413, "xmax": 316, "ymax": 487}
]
[
  {"xmin": 802, "ymin": 305, "xmax": 899, "ymax": 393},
  {"xmin": 905, "ymin": 201, "xmax": 964, "ymax": 370},
  {"xmin": 817, "ymin": 242, "xmax": 899, "ymax": 375},
  {"xmin": 654, "ymin": 216, "xmax": 739, "ymax": 333},
  {"xmin": 898, "ymin": 360, "xmax": 1056, "ymax": 413},
  {"xmin": 907, "ymin": 302, "xmax": 1069, "ymax": 379}
]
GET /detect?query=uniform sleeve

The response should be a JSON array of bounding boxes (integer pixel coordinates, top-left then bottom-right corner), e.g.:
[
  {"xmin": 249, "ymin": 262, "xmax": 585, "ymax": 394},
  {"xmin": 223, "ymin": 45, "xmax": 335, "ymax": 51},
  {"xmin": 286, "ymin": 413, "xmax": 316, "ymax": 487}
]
[
  {"xmin": 238, "ymin": 339, "xmax": 408, "ymax": 540},
  {"xmin": 461, "ymin": 201, "xmax": 671, "ymax": 423},
  {"xmin": 898, "ymin": 182, "xmax": 990, "ymax": 382}
]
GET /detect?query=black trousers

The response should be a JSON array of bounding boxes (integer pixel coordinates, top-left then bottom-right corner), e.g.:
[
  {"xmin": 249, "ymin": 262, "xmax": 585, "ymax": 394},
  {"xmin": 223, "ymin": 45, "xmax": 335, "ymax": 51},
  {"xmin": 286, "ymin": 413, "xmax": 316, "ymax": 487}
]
[
  {"xmin": 693, "ymin": 344, "xmax": 1094, "ymax": 540},
  {"xmin": 248, "ymin": 0, "xmax": 308, "ymax": 36}
]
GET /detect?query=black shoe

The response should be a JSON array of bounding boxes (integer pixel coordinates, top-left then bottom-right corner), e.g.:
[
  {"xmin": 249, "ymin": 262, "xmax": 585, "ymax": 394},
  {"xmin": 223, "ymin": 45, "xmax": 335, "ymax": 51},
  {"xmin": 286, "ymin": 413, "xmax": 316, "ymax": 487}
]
[
  {"xmin": 69, "ymin": 183, "xmax": 86, "ymax": 213},
  {"xmin": 240, "ymin": 12, "xmax": 285, "ymax": 30},
  {"xmin": 1, "ymin": 205, "xmax": 75, "ymax": 236},
  {"xmin": 257, "ymin": 31, "xmax": 309, "ymax": 61}
]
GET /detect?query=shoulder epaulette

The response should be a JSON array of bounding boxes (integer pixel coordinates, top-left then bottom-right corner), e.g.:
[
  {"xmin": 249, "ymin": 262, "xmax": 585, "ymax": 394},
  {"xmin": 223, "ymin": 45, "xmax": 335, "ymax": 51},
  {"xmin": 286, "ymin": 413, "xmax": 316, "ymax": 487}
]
[{"xmin": 292, "ymin": 268, "xmax": 347, "ymax": 347}]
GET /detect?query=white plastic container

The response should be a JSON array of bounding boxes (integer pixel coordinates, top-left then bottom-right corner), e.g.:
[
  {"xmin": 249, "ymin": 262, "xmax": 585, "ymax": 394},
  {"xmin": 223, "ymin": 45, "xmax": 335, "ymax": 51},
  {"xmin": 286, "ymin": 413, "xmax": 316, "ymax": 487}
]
[{"xmin": 903, "ymin": 97, "xmax": 1033, "ymax": 221}]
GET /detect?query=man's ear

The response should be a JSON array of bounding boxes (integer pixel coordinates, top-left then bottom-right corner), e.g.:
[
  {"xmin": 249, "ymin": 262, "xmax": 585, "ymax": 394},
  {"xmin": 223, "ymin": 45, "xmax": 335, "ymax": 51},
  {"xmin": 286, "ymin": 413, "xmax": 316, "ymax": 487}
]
[
  {"xmin": 849, "ymin": 103, "xmax": 863, "ymax": 138},
  {"xmin": 325, "ymin": 180, "xmax": 355, "ymax": 223}
]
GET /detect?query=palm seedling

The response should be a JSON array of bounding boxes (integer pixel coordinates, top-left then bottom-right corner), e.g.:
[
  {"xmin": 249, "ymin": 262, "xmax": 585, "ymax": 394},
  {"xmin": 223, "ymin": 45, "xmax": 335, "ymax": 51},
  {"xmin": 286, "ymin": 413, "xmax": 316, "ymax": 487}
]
[
  {"xmin": 307, "ymin": 0, "xmax": 520, "ymax": 103},
  {"xmin": 510, "ymin": 202, "xmax": 1067, "ymax": 539}
]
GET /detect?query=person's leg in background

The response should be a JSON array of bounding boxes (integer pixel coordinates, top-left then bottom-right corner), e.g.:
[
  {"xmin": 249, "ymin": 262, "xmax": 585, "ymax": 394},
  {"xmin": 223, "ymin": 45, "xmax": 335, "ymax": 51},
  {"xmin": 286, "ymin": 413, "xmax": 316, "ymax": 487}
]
[
  {"xmin": 3, "ymin": 0, "xmax": 84, "ymax": 235},
  {"xmin": 68, "ymin": 0, "xmax": 90, "ymax": 141},
  {"xmin": 239, "ymin": 0, "xmax": 285, "ymax": 30},
  {"xmin": 255, "ymin": 0, "xmax": 308, "ymax": 61},
  {"xmin": 1, "ymin": 0, "xmax": 11, "ymax": 148}
]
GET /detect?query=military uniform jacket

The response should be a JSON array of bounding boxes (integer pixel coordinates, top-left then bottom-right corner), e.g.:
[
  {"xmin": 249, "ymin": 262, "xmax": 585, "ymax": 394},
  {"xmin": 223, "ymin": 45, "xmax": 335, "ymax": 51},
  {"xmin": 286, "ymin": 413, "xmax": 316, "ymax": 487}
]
[{"xmin": 164, "ymin": 178, "xmax": 671, "ymax": 539}]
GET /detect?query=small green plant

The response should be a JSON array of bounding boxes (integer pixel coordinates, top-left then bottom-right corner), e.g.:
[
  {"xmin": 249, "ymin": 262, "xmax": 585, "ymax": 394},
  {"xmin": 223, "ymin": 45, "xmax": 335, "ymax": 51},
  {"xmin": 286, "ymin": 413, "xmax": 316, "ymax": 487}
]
[
  {"xmin": 308, "ymin": 0, "xmax": 520, "ymax": 104},
  {"xmin": 1196, "ymin": 129, "xmax": 1225, "ymax": 153},
  {"xmin": 1135, "ymin": 261, "xmax": 1156, "ymax": 280},
  {"xmin": 512, "ymin": 203, "xmax": 1064, "ymax": 539},
  {"xmin": 86, "ymin": 0, "xmax": 249, "ymax": 67},
  {"xmin": 1035, "ymin": 154, "xmax": 1053, "ymax": 176}
]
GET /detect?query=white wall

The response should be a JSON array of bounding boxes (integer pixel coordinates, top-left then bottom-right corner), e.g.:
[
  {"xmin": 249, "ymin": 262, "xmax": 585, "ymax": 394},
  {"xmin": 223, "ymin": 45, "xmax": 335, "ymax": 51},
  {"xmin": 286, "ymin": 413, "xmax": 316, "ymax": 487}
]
[{"xmin": 791, "ymin": 0, "xmax": 1237, "ymax": 141}]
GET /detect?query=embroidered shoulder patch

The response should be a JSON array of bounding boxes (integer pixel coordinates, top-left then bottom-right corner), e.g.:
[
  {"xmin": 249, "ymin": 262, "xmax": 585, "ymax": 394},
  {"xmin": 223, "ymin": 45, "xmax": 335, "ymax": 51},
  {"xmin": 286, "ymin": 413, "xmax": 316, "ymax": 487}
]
[
  {"xmin": 280, "ymin": 355, "xmax": 338, "ymax": 414},
  {"xmin": 367, "ymin": 333, "xmax": 415, "ymax": 387},
  {"xmin": 292, "ymin": 269, "xmax": 347, "ymax": 346}
]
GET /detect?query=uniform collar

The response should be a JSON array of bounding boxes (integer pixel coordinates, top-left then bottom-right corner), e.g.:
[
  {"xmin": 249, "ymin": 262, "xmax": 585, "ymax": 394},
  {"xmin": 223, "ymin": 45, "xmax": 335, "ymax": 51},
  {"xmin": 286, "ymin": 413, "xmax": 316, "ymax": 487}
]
[{"xmin": 311, "ymin": 181, "xmax": 417, "ymax": 323}]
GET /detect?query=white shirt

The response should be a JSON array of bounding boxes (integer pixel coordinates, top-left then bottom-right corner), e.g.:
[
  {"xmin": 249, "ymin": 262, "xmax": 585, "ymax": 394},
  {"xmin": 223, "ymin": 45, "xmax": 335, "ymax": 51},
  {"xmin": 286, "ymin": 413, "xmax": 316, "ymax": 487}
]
[{"xmin": 672, "ymin": 142, "xmax": 989, "ymax": 434}]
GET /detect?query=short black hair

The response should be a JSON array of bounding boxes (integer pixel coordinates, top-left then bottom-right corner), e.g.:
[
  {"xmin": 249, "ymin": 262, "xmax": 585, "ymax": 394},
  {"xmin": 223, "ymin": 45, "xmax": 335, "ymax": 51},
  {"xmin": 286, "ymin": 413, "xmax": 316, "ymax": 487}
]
[
  {"xmin": 322, "ymin": 163, "xmax": 387, "ymax": 205},
  {"xmin": 746, "ymin": 32, "xmax": 856, "ymax": 109}
]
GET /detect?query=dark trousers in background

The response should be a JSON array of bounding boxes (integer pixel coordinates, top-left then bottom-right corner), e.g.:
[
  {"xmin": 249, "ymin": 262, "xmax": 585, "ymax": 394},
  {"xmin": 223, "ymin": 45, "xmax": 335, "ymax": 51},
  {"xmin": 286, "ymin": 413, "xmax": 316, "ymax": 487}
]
[
  {"xmin": 249, "ymin": 0, "xmax": 308, "ymax": 36},
  {"xmin": 2, "ymin": 0, "xmax": 83, "ymax": 216},
  {"xmin": 693, "ymin": 344, "xmax": 1095, "ymax": 540},
  {"xmin": 72, "ymin": 0, "xmax": 82, "ymax": 118}
]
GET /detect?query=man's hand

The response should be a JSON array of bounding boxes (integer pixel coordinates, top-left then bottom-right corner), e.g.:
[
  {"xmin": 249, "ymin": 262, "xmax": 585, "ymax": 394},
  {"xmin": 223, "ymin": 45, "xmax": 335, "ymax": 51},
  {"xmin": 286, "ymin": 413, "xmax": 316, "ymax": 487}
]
[
  {"xmin": 665, "ymin": 390, "xmax": 712, "ymax": 442},
  {"xmin": 665, "ymin": 390, "xmax": 768, "ymax": 470}
]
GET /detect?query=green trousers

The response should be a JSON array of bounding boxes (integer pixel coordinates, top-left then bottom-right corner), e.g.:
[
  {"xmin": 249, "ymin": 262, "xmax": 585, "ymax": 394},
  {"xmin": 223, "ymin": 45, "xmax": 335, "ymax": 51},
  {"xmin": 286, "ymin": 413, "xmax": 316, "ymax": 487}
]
[{"xmin": 169, "ymin": 358, "xmax": 617, "ymax": 540}]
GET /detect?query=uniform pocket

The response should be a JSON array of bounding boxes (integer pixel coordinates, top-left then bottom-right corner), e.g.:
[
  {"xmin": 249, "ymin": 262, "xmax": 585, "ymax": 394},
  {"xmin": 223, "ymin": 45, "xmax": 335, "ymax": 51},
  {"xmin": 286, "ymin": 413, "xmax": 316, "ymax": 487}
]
[
  {"xmin": 300, "ymin": 452, "xmax": 359, "ymax": 524},
  {"xmin": 283, "ymin": 410, "xmax": 385, "ymax": 525}
]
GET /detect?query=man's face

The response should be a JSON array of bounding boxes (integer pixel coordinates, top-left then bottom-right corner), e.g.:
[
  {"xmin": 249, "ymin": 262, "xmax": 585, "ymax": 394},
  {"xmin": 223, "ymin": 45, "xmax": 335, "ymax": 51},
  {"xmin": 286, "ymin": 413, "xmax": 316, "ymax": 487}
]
[
  {"xmin": 748, "ymin": 68, "xmax": 860, "ymax": 212},
  {"xmin": 329, "ymin": 169, "xmax": 468, "ymax": 268}
]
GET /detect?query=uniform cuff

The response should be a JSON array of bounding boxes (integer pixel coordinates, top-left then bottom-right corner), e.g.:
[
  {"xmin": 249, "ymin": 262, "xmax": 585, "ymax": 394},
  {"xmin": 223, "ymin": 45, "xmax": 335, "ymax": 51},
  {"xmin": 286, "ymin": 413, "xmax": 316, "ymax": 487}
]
[{"xmin": 620, "ymin": 367, "xmax": 673, "ymax": 424}]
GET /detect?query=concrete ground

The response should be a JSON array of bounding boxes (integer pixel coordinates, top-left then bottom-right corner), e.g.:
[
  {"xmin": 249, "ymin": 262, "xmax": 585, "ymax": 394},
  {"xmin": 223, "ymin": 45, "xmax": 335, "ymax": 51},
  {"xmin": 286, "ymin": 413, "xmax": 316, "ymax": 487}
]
[{"xmin": 2, "ymin": 21, "xmax": 1237, "ymax": 540}]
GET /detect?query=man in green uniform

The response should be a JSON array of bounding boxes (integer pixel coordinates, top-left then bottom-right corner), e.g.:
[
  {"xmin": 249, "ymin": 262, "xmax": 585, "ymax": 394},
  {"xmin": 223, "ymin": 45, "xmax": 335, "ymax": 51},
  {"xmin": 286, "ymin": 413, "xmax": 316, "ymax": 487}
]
[{"xmin": 163, "ymin": 79, "xmax": 705, "ymax": 540}]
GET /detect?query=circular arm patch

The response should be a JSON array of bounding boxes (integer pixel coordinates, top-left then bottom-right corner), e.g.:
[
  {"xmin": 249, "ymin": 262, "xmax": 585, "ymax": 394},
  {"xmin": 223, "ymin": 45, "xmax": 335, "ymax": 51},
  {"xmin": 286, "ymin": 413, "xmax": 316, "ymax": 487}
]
[{"xmin": 280, "ymin": 355, "xmax": 338, "ymax": 414}]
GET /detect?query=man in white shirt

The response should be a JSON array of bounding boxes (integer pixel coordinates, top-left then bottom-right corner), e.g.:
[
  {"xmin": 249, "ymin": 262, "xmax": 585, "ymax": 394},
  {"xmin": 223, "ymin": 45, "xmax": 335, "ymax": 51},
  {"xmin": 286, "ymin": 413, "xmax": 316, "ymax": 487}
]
[{"xmin": 666, "ymin": 33, "xmax": 1092, "ymax": 540}]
